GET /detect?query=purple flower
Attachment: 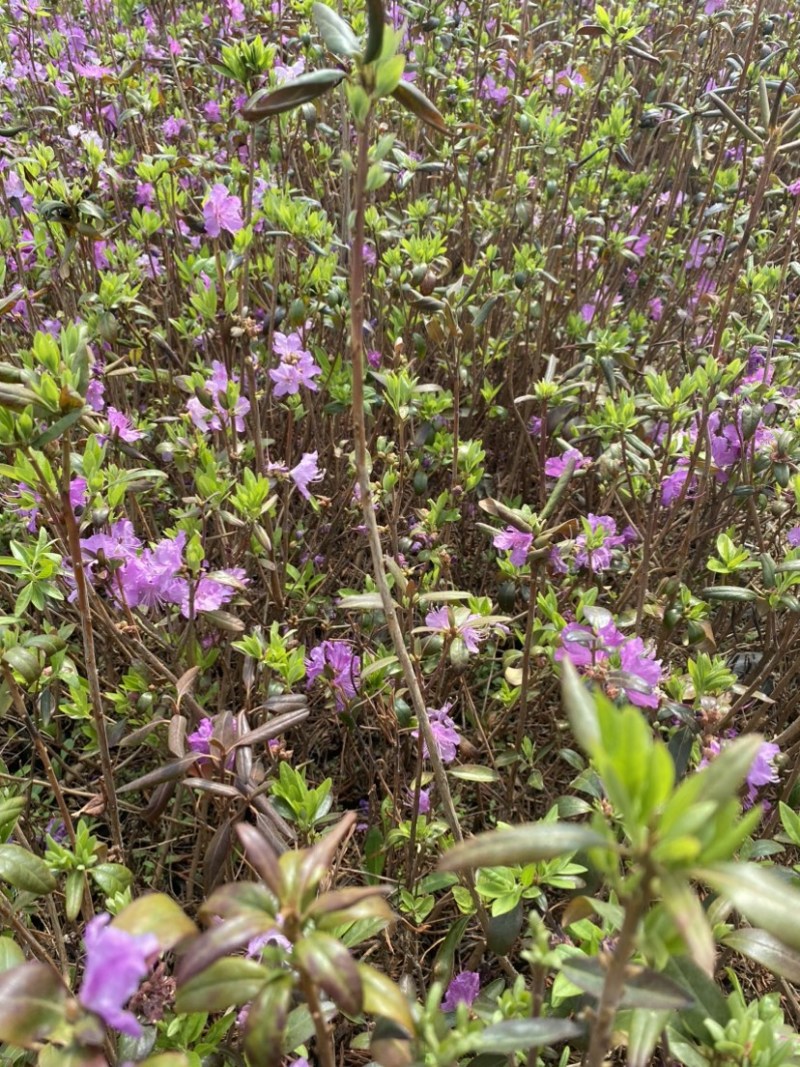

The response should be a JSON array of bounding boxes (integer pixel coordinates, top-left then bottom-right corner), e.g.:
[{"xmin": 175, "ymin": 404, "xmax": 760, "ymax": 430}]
[
  {"xmin": 86, "ymin": 377, "xmax": 106, "ymax": 412},
  {"xmin": 247, "ymin": 928, "xmax": 291, "ymax": 956},
  {"xmin": 425, "ymin": 606, "xmax": 486, "ymax": 654},
  {"xmin": 203, "ymin": 183, "xmax": 244, "ymax": 238},
  {"xmin": 290, "ymin": 452, "xmax": 323, "ymax": 500},
  {"xmin": 269, "ymin": 331, "xmax": 321, "ymax": 397},
  {"xmin": 787, "ymin": 526, "xmax": 800, "ymax": 547},
  {"xmin": 574, "ymin": 514, "xmax": 626, "ymax": 573},
  {"xmin": 493, "ymin": 527, "xmax": 533, "ymax": 566},
  {"xmin": 104, "ymin": 407, "xmax": 143, "ymax": 444},
  {"xmin": 661, "ymin": 463, "xmax": 697, "ymax": 507},
  {"xmin": 545, "ymin": 448, "xmax": 590, "ymax": 479},
  {"xmin": 441, "ymin": 971, "xmax": 480, "ymax": 1011},
  {"xmin": 413, "ymin": 703, "xmax": 461, "ymax": 764},
  {"xmin": 555, "ymin": 612, "xmax": 663, "ymax": 709},
  {"xmin": 745, "ymin": 742, "xmax": 779, "ymax": 806},
  {"xmin": 79, "ymin": 914, "xmax": 158, "ymax": 1037},
  {"xmin": 162, "ymin": 115, "xmax": 187, "ymax": 140},
  {"xmin": 187, "ymin": 718, "xmax": 214, "ymax": 755},
  {"xmin": 306, "ymin": 640, "xmax": 361, "ymax": 710},
  {"xmin": 187, "ymin": 361, "xmax": 250, "ymax": 433}
]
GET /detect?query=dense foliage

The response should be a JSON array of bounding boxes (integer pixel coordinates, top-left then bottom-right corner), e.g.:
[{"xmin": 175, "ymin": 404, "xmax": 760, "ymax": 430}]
[{"xmin": 1, "ymin": 0, "xmax": 800, "ymax": 1063}]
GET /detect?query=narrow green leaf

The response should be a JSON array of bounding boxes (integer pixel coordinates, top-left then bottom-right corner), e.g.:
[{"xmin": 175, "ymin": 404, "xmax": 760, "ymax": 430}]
[
  {"xmin": 391, "ymin": 81, "xmax": 447, "ymax": 132},
  {"xmin": 363, "ymin": 0, "xmax": 385, "ymax": 63},
  {"xmin": 662, "ymin": 956, "xmax": 729, "ymax": 1032},
  {"xmin": 625, "ymin": 1009, "xmax": 671, "ymax": 1067},
  {"xmin": 241, "ymin": 70, "xmax": 345, "ymax": 121},
  {"xmin": 0, "ymin": 937, "xmax": 24, "ymax": 972},
  {"xmin": 660, "ymin": 876, "xmax": 715, "ymax": 976},
  {"xmin": 696, "ymin": 863, "xmax": 800, "ymax": 953},
  {"xmin": 724, "ymin": 927, "xmax": 800, "ymax": 984},
  {"xmin": 359, "ymin": 961, "xmax": 415, "ymax": 1034},
  {"xmin": 560, "ymin": 956, "xmax": 692, "ymax": 1010},
  {"xmin": 243, "ymin": 974, "xmax": 294, "ymax": 1067},
  {"xmin": 440, "ymin": 822, "xmax": 609, "ymax": 871},
  {"xmin": 560, "ymin": 659, "xmax": 600, "ymax": 756},
  {"xmin": 312, "ymin": 3, "xmax": 360, "ymax": 56},
  {"xmin": 471, "ymin": 1017, "xmax": 584, "ymax": 1052}
]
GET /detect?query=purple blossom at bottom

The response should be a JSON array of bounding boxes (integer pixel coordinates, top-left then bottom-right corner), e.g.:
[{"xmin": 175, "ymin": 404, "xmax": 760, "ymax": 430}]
[
  {"xmin": 79, "ymin": 914, "xmax": 159, "ymax": 1037},
  {"xmin": 269, "ymin": 330, "xmax": 320, "ymax": 397},
  {"xmin": 103, "ymin": 407, "xmax": 143, "ymax": 444},
  {"xmin": 787, "ymin": 526, "xmax": 800, "ymax": 548},
  {"xmin": 187, "ymin": 361, "xmax": 250, "ymax": 435},
  {"xmin": 441, "ymin": 971, "xmax": 480, "ymax": 1011},
  {"xmin": 290, "ymin": 452, "xmax": 323, "ymax": 500},
  {"xmin": 661, "ymin": 463, "xmax": 697, "ymax": 507},
  {"xmin": 413, "ymin": 704, "xmax": 461, "ymax": 764}
]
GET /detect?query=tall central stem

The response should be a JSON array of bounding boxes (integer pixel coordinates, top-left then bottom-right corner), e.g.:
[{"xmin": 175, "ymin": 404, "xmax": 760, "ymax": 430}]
[{"xmin": 348, "ymin": 115, "xmax": 465, "ymax": 845}]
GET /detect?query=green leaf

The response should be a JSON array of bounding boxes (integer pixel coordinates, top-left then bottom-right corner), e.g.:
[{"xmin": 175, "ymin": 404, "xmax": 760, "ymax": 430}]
[
  {"xmin": 0, "ymin": 844, "xmax": 56, "ymax": 895},
  {"xmin": 312, "ymin": 3, "xmax": 361, "ymax": 56},
  {"xmin": 176, "ymin": 958, "xmax": 268, "ymax": 1013},
  {"xmin": 113, "ymin": 892, "xmax": 197, "ymax": 953},
  {"xmin": 662, "ymin": 956, "xmax": 729, "ymax": 1033},
  {"xmin": 375, "ymin": 54, "xmax": 405, "ymax": 97},
  {"xmin": 138, "ymin": 1057, "xmax": 193, "ymax": 1067},
  {"xmin": 241, "ymin": 70, "xmax": 345, "ymax": 121},
  {"xmin": 3, "ymin": 646, "xmax": 42, "ymax": 685},
  {"xmin": 65, "ymin": 870, "xmax": 84, "ymax": 922},
  {"xmin": 659, "ymin": 876, "xmax": 715, "ymax": 976},
  {"xmin": 559, "ymin": 956, "xmax": 692, "ymax": 1010},
  {"xmin": 31, "ymin": 407, "xmax": 84, "ymax": 449},
  {"xmin": 91, "ymin": 862, "xmax": 132, "ymax": 897},
  {"xmin": 293, "ymin": 932, "xmax": 363, "ymax": 1014},
  {"xmin": 243, "ymin": 974, "xmax": 294, "ymax": 1067},
  {"xmin": 625, "ymin": 1009, "xmax": 671, "ymax": 1067},
  {"xmin": 439, "ymin": 822, "xmax": 609, "ymax": 871},
  {"xmin": 391, "ymin": 81, "xmax": 447, "ymax": 132},
  {"xmin": 696, "ymin": 863, "xmax": 800, "ymax": 953},
  {"xmin": 0, "ymin": 937, "xmax": 24, "ymax": 972},
  {"xmin": 723, "ymin": 927, "xmax": 800, "ymax": 984},
  {"xmin": 358, "ymin": 961, "xmax": 415, "ymax": 1034},
  {"xmin": 363, "ymin": 0, "xmax": 385, "ymax": 63},
  {"xmin": 659, "ymin": 736, "xmax": 763, "ymax": 834},
  {"xmin": 448, "ymin": 764, "xmax": 500, "ymax": 782},
  {"xmin": 0, "ymin": 962, "xmax": 67, "ymax": 1048},
  {"xmin": 176, "ymin": 912, "xmax": 273, "ymax": 985},
  {"xmin": 470, "ymin": 1017, "xmax": 584, "ymax": 1052},
  {"xmin": 560, "ymin": 659, "xmax": 600, "ymax": 756}
]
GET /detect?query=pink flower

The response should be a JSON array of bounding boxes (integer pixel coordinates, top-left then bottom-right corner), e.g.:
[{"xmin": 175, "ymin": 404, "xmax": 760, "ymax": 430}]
[
  {"xmin": 104, "ymin": 407, "xmax": 143, "ymax": 443},
  {"xmin": 269, "ymin": 331, "xmax": 320, "ymax": 396},
  {"xmin": 442, "ymin": 971, "xmax": 480, "ymax": 1011},
  {"xmin": 493, "ymin": 527, "xmax": 533, "ymax": 566},
  {"xmin": 545, "ymin": 448, "xmax": 590, "ymax": 479},
  {"xmin": 425, "ymin": 605, "xmax": 486, "ymax": 654},
  {"xmin": 290, "ymin": 452, "xmax": 323, "ymax": 500},
  {"xmin": 203, "ymin": 183, "xmax": 244, "ymax": 238},
  {"xmin": 79, "ymin": 915, "xmax": 158, "ymax": 1037},
  {"xmin": 413, "ymin": 704, "xmax": 461, "ymax": 763},
  {"xmin": 745, "ymin": 742, "xmax": 779, "ymax": 807}
]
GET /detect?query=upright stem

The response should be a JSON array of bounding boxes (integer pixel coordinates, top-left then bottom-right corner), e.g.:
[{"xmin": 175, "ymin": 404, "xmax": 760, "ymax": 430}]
[
  {"xmin": 349, "ymin": 115, "xmax": 465, "ymax": 847},
  {"xmin": 60, "ymin": 437, "xmax": 123, "ymax": 854},
  {"xmin": 299, "ymin": 969, "xmax": 336, "ymax": 1067},
  {"xmin": 585, "ymin": 885, "xmax": 650, "ymax": 1067}
]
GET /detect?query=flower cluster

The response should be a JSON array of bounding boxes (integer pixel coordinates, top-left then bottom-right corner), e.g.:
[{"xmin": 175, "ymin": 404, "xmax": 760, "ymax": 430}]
[
  {"xmin": 187, "ymin": 360, "xmax": 251, "ymax": 434},
  {"xmin": 79, "ymin": 914, "xmax": 158, "ymax": 1037},
  {"xmin": 555, "ymin": 608, "xmax": 663, "ymax": 709},
  {"xmin": 78, "ymin": 521, "xmax": 247, "ymax": 617}
]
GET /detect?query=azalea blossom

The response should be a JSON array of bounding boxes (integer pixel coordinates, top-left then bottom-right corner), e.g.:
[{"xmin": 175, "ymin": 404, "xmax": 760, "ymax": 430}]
[
  {"xmin": 441, "ymin": 971, "xmax": 480, "ymax": 1011},
  {"xmin": 306, "ymin": 640, "xmax": 361, "ymax": 710},
  {"xmin": 269, "ymin": 330, "xmax": 321, "ymax": 397},
  {"xmin": 544, "ymin": 447, "xmax": 590, "ymax": 479},
  {"xmin": 79, "ymin": 914, "xmax": 158, "ymax": 1037},
  {"xmin": 203, "ymin": 183, "xmax": 244, "ymax": 238},
  {"xmin": 555, "ymin": 609, "xmax": 663, "ymax": 708},
  {"xmin": 289, "ymin": 451, "xmax": 323, "ymax": 500},
  {"xmin": 413, "ymin": 703, "xmax": 461, "ymax": 763},
  {"xmin": 493, "ymin": 526, "xmax": 533, "ymax": 566}
]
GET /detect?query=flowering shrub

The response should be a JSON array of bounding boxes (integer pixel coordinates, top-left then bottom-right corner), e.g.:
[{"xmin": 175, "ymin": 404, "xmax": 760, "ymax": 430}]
[{"xmin": 0, "ymin": 0, "xmax": 800, "ymax": 1065}]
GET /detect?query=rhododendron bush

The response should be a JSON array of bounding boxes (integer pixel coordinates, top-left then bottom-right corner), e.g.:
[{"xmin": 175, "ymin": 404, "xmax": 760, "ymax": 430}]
[{"xmin": 2, "ymin": 0, "xmax": 800, "ymax": 1064}]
